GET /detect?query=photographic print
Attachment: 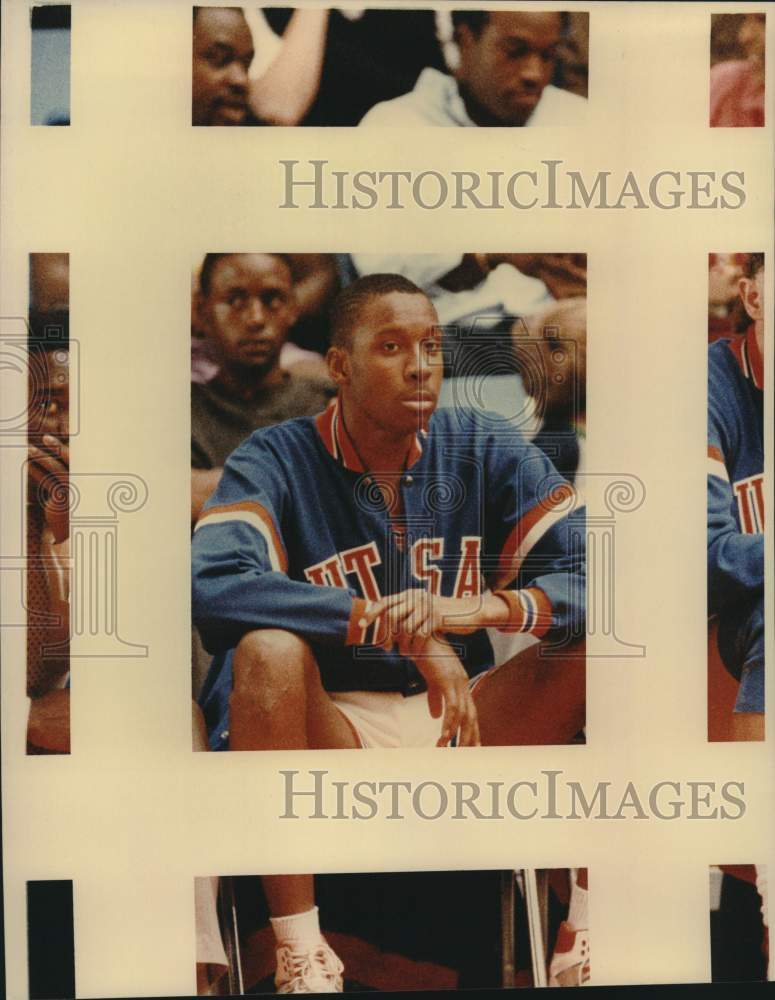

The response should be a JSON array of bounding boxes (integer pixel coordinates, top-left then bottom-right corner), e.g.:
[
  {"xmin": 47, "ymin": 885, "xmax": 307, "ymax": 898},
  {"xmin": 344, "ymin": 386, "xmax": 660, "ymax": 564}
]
[{"xmin": 1, "ymin": 2, "xmax": 772, "ymax": 996}]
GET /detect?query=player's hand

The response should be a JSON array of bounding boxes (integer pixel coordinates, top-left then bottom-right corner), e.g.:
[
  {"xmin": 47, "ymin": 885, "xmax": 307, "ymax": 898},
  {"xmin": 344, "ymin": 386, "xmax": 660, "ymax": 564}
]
[
  {"xmin": 363, "ymin": 589, "xmax": 510, "ymax": 652},
  {"xmin": 28, "ymin": 434, "xmax": 70, "ymax": 544},
  {"xmin": 413, "ymin": 635, "xmax": 481, "ymax": 747}
]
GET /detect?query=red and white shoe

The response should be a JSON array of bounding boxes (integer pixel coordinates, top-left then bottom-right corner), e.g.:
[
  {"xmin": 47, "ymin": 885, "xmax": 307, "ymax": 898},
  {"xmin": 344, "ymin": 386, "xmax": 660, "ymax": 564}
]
[
  {"xmin": 548, "ymin": 921, "xmax": 590, "ymax": 987},
  {"xmin": 275, "ymin": 940, "xmax": 344, "ymax": 993}
]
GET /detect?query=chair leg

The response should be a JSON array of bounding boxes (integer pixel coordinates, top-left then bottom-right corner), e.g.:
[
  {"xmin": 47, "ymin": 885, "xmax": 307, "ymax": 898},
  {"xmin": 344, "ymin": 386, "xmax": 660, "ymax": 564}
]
[
  {"xmin": 523, "ymin": 869, "xmax": 548, "ymax": 987},
  {"xmin": 217, "ymin": 876, "xmax": 245, "ymax": 995},
  {"xmin": 500, "ymin": 870, "xmax": 517, "ymax": 987}
]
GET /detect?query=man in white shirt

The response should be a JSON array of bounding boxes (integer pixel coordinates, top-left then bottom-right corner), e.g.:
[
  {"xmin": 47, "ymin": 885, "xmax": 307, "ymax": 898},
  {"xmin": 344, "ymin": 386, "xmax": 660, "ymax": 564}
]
[{"xmin": 360, "ymin": 10, "xmax": 586, "ymax": 127}]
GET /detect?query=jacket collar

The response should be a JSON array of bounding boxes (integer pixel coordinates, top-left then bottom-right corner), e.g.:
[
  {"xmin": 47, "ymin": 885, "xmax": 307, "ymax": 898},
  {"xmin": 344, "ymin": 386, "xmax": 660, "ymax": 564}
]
[
  {"xmin": 730, "ymin": 324, "xmax": 764, "ymax": 390},
  {"xmin": 315, "ymin": 398, "xmax": 425, "ymax": 472}
]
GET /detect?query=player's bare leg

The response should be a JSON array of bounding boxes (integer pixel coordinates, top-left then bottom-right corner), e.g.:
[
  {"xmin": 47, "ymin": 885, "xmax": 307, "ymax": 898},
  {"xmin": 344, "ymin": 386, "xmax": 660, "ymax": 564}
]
[
  {"xmin": 473, "ymin": 639, "xmax": 585, "ymax": 746},
  {"xmin": 230, "ymin": 629, "xmax": 360, "ymax": 752},
  {"xmin": 230, "ymin": 629, "xmax": 353, "ymax": 991}
]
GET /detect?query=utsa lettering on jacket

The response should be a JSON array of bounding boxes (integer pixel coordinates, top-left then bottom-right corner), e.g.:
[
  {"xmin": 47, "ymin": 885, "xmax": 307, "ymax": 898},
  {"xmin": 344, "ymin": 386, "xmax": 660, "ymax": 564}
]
[
  {"xmin": 707, "ymin": 325, "xmax": 765, "ymax": 713},
  {"xmin": 192, "ymin": 401, "xmax": 586, "ymax": 749}
]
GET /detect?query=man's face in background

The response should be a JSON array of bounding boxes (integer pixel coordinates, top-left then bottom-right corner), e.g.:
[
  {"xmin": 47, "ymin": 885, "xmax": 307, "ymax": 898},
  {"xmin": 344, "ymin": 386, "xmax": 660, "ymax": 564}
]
[
  {"xmin": 192, "ymin": 7, "xmax": 254, "ymax": 125},
  {"xmin": 456, "ymin": 11, "xmax": 562, "ymax": 125},
  {"xmin": 198, "ymin": 255, "xmax": 297, "ymax": 376}
]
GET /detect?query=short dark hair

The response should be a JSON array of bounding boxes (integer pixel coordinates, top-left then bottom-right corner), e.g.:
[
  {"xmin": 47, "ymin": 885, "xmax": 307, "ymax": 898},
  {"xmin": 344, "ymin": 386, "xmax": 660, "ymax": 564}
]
[
  {"xmin": 198, "ymin": 252, "xmax": 293, "ymax": 297},
  {"xmin": 743, "ymin": 252, "xmax": 764, "ymax": 279},
  {"xmin": 451, "ymin": 10, "xmax": 569, "ymax": 38},
  {"xmin": 330, "ymin": 273, "xmax": 431, "ymax": 349},
  {"xmin": 451, "ymin": 11, "xmax": 490, "ymax": 37}
]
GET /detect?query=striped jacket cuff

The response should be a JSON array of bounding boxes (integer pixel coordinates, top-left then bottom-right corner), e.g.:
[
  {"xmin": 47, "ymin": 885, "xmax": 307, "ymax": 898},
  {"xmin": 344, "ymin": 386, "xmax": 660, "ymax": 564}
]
[{"xmin": 492, "ymin": 587, "xmax": 553, "ymax": 637}]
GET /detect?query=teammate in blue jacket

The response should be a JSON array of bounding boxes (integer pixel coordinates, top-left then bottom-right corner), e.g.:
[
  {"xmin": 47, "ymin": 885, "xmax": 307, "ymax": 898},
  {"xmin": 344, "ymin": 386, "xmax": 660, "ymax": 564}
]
[
  {"xmin": 192, "ymin": 272, "xmax": 586, "ymax": 991},
  {"xmin": 708, "ymin": 252, "xmax": 765, "ymax": 741}
]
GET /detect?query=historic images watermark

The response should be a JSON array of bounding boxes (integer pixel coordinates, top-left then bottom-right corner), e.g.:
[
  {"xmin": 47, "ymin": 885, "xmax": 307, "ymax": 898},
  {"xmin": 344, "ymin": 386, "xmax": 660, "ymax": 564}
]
[
  {"xmin": 279, "ymin": 769, "xmax": 747, "ymax": 822},
  {"xmin": 279, "ymin": 159, "xmax": 747, "ymax": 211}
]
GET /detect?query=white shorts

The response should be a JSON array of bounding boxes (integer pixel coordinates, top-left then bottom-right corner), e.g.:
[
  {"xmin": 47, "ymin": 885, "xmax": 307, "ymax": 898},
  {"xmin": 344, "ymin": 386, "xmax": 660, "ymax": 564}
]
[{"xmin": 330, "ymin": 689, "xmax": 444, "ymax": 748}]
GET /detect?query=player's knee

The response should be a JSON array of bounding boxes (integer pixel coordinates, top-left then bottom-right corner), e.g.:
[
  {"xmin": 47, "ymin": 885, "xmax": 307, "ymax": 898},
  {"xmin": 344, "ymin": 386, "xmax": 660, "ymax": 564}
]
[{"xmin": 232, "ymin": 629, "xmax": 314, "ymax": 707}]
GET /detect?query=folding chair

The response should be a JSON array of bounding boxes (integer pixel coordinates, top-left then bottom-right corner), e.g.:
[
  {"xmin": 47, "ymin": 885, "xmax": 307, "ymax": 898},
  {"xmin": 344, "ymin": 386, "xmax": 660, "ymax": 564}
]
[
  {"xmin": 217, "ymin": 876, "xmax": 245, "ymax": 995},
  {"xmin": 501, "ymin": 869, "xmax": 550, "ymax": 987}
]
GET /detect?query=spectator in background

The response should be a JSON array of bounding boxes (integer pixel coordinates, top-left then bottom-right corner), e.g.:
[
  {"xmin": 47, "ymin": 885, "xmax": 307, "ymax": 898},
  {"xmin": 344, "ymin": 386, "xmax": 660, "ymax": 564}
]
[
  {"xmin": 349, "ymin": 252, "xmax": 586, "ymax": 380},
  {"xmin": 26, "ymin": 253, "xmax": 71, "ymax": 753},
  {"xmin": 192, "ymin": 6, "xmax": 329, "ymax": 125},
  {"xmin": 521, "ymin": 297, "xmax": 587, "ymax": 485},
  {"xmin": 192, "ymin": 254, "xmax": 339, "ymax": 384},
  {"xmin": 350, "ymin": 253, "xmax": 585, "ymax": 326},
  {"xmin": 191, "ymin": 253, "xmax": 334, "ymax": 523},
  {"xmin": 190, "ymin": 253, "xmax": 333, "ymax": 734},
  {"xmin": 710, "ymin": 13, "xmax": 765, "ymax": 127},
  {"xmin": 360, "ymin": 10, "xmax": 586, "ymax": 126}
]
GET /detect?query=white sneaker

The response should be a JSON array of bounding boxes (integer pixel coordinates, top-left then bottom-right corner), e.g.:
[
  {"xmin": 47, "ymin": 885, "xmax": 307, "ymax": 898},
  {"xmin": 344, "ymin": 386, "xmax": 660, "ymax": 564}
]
[
  {"xmin": 548, "ymin": 921, "xmax": 590, "ymax": 987},
  {"xmin": 275, "ymin": 940, "xmax": 344, "ymax": 993}
]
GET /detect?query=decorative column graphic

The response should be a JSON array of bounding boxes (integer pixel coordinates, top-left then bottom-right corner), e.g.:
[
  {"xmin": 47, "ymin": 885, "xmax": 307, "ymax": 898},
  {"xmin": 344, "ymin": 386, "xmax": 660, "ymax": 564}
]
[
  {"xmin": 57, "ymin": 472, "xmax": 149, "ymax": 658},
  {"xmin": 578, "ymin": 474, "xmax": 646, "ymax": 657}
]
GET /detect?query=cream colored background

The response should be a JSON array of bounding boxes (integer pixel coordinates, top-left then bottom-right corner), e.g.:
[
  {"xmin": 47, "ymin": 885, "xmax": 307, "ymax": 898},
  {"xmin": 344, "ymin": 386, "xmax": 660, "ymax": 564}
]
[{"xmin": 1, "ymin": 0, "xmax": 773, "ymax": 995}]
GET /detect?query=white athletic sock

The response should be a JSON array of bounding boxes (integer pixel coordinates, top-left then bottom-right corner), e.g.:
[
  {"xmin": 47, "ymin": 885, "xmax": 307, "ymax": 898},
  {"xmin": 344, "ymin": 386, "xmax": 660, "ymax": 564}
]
[
  {"xmin": 567, "ymin": 869, "xmax": 588, "ymax": 931},
  {"xmin": 754, "ymin": 866, "xmax": 772, "ymax": 982},
  {"xmin": 270, "ymin": 906, "xmax": 322, "ymax": 949}
]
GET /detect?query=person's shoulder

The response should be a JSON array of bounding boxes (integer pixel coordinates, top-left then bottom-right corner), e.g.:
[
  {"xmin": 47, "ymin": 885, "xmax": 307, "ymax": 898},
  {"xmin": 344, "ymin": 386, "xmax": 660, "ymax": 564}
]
[
  {"xmin": 545, "ymin": 84, "xmax": 587, "ymax": 105},
  {"xmin": 254, "ymin": 411, "xmax": 321, "ymax": 446},
  {"xmin": 285, "ymin": 372, "xmax": 337, "ymax": 404},
  {"xmin": 360, "ymin": 93, "xmax": 426, "ymax": 127},
  {"xmin": 531, "ymin": 84, "xmax": 587, "ymax": 123},
  {"xmin": 359, "ymin": 68, "xmax": 452, "ymax": 126},
  {"xmin": 190, "ymin": 379, "xmax": 219, "ymax": 418},
  {"xmin": 710, "ymin": 60, "xmax": 750, "ymax": 89},
  {"xmin": 429, "ymin": 406, "xmax": 527, "ymax": 444},
  {"xmin": 708, "ymin": 338, "xmax": 743, "ymax": 403}
]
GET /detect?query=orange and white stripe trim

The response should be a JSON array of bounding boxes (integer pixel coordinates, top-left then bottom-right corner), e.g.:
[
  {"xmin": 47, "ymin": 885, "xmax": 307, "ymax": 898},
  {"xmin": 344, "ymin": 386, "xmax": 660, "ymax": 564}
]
[
  {"xmin": 729, "ymin": 325, "xmax": 764, "ymax": 391},
  {"xmin": 707, "ymin": 445, "xmax": 729, "ymax": 482},
  {"xmin": 493, "ymin": 586, "xmax": 553, "ymax": 637},
  {"xmin": 194, "ymin": 500, "xmax": 288, "ymax": 572},
  {"xmin": 316, "ymin": 398, "xmax": 425, "ymax": 472},
  {"xmin": 491, "ymin": 483, "xmax": 577, "ymax": 590}
]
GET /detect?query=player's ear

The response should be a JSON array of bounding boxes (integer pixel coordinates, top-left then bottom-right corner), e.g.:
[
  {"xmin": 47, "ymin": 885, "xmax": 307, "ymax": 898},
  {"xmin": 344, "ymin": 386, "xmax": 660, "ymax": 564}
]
[
  {"xmin": 739, "ymin": 276, "xmax": 763, "ymax": 322},
  {"xmin": 326, "ymin": 345, "xmax": 351, "ymax": 385}
]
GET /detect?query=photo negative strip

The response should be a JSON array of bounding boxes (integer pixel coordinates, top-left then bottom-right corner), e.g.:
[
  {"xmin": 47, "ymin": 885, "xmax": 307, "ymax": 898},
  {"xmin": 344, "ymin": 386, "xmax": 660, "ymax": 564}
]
[
  {"xmin": 707, "ymin": 252, "xmax": 764, "ymax": 741},
  {"xmin": 194, "ymin": 867, "xmax": 590, "ymax": 993},
  {"xmin": 190, "ymin": 252, "xmax": 587, "ymax": 753}
]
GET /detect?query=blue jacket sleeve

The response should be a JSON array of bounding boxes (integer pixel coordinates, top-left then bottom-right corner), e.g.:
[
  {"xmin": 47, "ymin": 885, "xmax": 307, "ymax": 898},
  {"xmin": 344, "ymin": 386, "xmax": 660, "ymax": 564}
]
[
  {"xmin": 484, "ymin": 423, "xmax": 586, "ymax": 642},
  {"xmin": 191, "ymin": 434, "xmax": 368, "ymax": 654},
  {"xmin": 707, "ymin": 395, "xmax": 763, "ymax": 615}
]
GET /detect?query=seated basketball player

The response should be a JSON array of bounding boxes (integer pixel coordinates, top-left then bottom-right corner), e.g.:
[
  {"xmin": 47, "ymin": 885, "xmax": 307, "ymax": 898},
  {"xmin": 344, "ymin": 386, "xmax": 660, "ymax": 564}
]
[
  {"xmin": 192, "ymin": 274, "xmax": 587, "ymax": 991},
  {"xmin": 707, "ymin": 252, "xmax": 764, "ymax": 741}
]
